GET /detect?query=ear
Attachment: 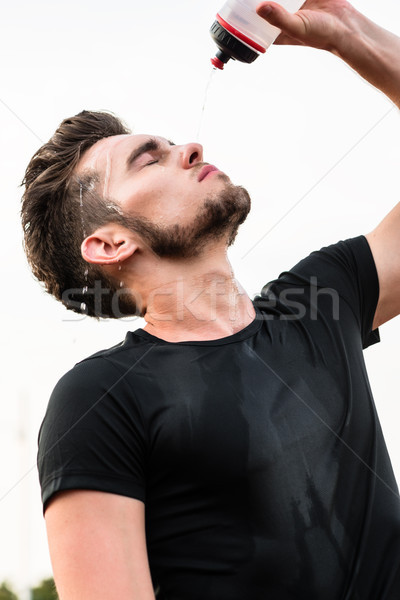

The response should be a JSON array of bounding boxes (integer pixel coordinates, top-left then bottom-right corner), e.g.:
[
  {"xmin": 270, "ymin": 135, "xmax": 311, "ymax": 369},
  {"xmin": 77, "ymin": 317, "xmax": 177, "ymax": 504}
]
[{"xmin": 81, "ymin": 225, "xmax": 138, "ymax": 265}]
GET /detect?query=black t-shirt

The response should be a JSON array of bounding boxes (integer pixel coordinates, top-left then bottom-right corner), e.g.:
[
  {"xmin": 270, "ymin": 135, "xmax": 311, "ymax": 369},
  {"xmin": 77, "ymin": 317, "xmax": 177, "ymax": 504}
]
[{"xmin": 38, "ymin": 236, "xmax": 400, "ymax": 599}]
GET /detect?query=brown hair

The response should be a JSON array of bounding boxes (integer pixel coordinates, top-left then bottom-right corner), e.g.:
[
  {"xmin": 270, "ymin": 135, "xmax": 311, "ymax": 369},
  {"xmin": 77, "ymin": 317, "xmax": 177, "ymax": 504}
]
[{"xmin": 21, "ymin": 110, "xmax": 139, "ymax": 318}]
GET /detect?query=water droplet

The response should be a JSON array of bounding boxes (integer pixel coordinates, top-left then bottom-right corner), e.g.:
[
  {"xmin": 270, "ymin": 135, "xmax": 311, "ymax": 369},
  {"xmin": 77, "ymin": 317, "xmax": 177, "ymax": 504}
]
[
  {"xmin": 79, "ymin": 182, "xmax": 87, "ymax": 238},
  {"xmin": 80, "ymin": 302, "xmax": 87, "ymax": 312},
  {"xmin": 118, "ymin": 265, "xmax": 122, "ymax": 271},
  {"xmin": 84, "ymin": 268, "xmax": 89, "ymax": 277},
  {"xmin": 82, "ymin": 286, "xmax": 88, "ymax": 294},
  {"xmin": 103, "ymin": 151, "xmax": 112, "ymax": 198},
  {"xmin": 119, "ymin": 281, "xmax": 124, "ymax": 288}
]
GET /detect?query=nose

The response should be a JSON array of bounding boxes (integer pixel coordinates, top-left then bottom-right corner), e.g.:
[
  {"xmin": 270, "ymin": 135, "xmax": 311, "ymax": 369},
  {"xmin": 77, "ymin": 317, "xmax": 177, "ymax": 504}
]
[{"xmin": 178, "ymin": 142, "xmax": 203, "ymax": 169}]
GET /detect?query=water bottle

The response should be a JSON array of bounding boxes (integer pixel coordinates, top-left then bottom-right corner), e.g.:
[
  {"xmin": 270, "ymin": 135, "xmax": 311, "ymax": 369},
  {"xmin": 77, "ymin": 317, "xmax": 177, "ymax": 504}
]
[{"xmin": 210, "ymin": 0, "xmax": 305, "ymax": 69}]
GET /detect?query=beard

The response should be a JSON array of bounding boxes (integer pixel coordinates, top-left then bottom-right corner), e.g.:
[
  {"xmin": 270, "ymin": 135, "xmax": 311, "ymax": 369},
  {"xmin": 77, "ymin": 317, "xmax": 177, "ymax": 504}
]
[{"xmin": 127, "ymin": 180, "xmax": 251, "ymax": 259}]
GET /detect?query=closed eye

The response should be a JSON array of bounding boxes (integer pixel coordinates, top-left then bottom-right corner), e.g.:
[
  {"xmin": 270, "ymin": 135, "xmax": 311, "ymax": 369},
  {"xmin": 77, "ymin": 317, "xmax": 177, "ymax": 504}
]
[
  {"xmin": 135, "ymin": 151, "xmax": 160, "ymax": 168},
  {"xmin": 126, "ymin": 137, "xmax": 175, "ymax": 171}
]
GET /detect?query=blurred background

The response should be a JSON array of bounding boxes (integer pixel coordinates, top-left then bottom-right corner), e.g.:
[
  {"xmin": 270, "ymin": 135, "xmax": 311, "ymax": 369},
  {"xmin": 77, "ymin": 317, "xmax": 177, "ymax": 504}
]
[{"xmin": 1, "ymin": 0, "xmax": 400, "ymax": 596}]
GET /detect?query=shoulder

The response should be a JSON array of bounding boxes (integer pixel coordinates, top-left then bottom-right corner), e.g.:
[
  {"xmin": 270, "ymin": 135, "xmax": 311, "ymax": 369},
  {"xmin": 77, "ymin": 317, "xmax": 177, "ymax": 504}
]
[
  {"xmin": 38, "ymin": 332, "xmax": 152, "ymax": 508},
  {"xmin": 42, "ymin": 329, "xmax": 155, "ymax": 436},
  {"xmin": 255, "ymin": 236, "xmax": 380, "ymax": 349},
  {"xmin": 51, "ymin": 329, "xmax": 152, "ymax": 401},
  {"xmin": 281, "ymin": 236, "xmax": 376, "ymax": 287},
  {"xmin": 259, "ymin": 236, "xmax": 378, "ymax": 301}
]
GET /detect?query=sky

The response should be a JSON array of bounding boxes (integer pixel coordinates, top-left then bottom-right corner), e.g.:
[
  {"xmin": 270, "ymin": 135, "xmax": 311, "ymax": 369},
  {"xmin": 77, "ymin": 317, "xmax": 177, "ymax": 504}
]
[{"xmin": 1, "ymin": 0, "xmax": 400, "ymax": 593}]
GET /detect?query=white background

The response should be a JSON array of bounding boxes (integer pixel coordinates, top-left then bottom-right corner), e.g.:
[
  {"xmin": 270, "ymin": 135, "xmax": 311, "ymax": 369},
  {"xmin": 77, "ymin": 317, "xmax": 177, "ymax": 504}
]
[{"xmin": 1, "ymin": 0, "xmax": 400, "ymax": 594}]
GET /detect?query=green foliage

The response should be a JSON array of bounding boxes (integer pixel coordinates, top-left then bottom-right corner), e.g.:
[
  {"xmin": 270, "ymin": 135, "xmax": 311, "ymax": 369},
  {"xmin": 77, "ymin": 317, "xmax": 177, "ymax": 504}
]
[
  {"xmin": 0, "ymin": 578, "xmax": 58, "ymax": 600},
  {"xmin": 0, "ymin": 582, "xmax": 18, "ymax": 600},
  {"xmin": 31, "ymin": 579, "xmax": 58, "ymax": 600}
]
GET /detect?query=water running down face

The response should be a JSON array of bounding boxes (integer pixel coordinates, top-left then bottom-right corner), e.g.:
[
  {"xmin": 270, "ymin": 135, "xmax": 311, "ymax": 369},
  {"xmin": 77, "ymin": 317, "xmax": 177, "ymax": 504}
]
[{"xmin": 77, "ymin": 134, "xmax": 251, "ymax": 259}]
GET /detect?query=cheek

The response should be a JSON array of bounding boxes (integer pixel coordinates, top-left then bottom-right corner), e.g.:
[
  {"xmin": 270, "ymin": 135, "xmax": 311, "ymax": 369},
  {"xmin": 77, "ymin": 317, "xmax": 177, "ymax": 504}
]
[
  {"xmin": 113, "ymin": 173, "xmax": 201, "ymax": 222},
  {"xmin": 114, "ymin": 180, "xmax": 164, "ymax": 215}
]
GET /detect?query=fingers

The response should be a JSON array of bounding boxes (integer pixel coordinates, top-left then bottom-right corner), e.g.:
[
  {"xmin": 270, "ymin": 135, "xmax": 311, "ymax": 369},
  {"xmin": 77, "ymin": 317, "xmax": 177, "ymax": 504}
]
[{"xmin": 256, "ymin": 2, "xmax": 306, "ymax": 40}]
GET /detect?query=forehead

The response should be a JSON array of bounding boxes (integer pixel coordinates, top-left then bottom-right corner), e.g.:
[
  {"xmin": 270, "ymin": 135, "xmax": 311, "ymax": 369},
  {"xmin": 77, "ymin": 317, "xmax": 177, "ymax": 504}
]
[{"xmin": 76, "ymin": 133, "xmax": 162, "ymax": 176}]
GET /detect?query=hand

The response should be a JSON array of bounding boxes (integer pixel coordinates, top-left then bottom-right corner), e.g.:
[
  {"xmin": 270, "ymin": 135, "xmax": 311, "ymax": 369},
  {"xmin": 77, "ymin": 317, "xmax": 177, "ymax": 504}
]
[
  {"xmin": 256, "ymin": 1, "xmax": 400, "ymax": 109},
  {"xmin": 256, "ymin": 0, "xmax": 354, "ymax": 52}
]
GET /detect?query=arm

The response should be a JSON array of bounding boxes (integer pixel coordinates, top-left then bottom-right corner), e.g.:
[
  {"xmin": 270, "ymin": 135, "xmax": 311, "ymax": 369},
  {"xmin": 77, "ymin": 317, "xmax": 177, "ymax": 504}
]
[
  {"xmin": 256, "ymin": 1, "xmax": 400, "ymax": 108},
  {"xmin": 45, "ymin": 490, "xmax": 156, "ymax": 600},
  {"xmin": 257, "ymin": 0, "xmax": 400, "ymax": 327}
]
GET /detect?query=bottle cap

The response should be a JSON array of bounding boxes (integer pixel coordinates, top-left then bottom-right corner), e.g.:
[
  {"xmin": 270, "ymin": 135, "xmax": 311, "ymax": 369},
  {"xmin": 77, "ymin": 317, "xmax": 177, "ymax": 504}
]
[{"xmin": 209, "ymin": 19, "xmax": 259, "ymax": 68}]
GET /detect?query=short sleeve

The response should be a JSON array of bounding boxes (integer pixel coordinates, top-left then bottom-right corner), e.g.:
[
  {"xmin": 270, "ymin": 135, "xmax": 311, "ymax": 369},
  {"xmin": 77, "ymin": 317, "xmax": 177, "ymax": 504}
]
[
  {"xmin": 270, "ymin": 236, "xmax": 380, "ymax": 349},
  {"xmin": 37, "ymin": 356, "xmax": 147, "ymax": 511}
]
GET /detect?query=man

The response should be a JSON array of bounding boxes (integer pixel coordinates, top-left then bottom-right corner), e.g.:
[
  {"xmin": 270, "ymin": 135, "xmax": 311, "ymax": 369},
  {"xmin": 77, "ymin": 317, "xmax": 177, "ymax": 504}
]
[{"xmin": 24, "ymin": 1, "xmax": 400, "ymax": 598}]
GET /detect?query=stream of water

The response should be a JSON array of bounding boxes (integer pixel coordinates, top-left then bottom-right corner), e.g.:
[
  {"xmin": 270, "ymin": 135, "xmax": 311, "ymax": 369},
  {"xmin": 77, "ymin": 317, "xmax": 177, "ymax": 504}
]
[{"xmin": 196, "ymin": 67, "xmax": 217, "ymax": 141}]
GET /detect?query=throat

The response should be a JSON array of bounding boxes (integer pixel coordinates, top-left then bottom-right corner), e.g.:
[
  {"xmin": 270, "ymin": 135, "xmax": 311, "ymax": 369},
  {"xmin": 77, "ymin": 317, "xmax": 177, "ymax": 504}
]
[{"xmin": 142, "ymin": 275, "xmax": 255, "ymax": 343}]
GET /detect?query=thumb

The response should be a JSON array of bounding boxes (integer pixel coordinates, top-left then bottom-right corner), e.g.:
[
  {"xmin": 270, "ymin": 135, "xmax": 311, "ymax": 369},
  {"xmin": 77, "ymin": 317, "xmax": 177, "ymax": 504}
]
[{"xmin": 256, "ymin": 2, "xmax": 306, "ymax": 39}]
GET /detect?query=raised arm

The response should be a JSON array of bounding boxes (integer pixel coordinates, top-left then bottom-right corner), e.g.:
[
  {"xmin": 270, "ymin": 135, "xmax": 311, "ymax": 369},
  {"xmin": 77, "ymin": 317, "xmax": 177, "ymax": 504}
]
[
  {"xmin": 45, "ymin": 490, "xmax": 156, "ymax": 600},
  {"xmin": 256, "ymin": 1, "xmax": 400, "ymax": 109},
  {"xmin": 257, "ymin": 0, "xmax": 400, "ymax": 328}
]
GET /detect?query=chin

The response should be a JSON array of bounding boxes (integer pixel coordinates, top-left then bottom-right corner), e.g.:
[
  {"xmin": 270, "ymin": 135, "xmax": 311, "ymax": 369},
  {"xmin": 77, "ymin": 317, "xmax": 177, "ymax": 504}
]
[{"xmin": 133, "ymin": 183, "xmax": 251, "ymax": 260}]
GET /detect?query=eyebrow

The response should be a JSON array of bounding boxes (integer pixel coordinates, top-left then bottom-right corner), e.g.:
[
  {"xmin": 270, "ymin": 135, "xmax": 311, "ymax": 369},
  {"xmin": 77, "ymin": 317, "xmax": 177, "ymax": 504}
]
[{"xmin": 125, "ymin": 137, "xmax": 175, "ymax": 170}]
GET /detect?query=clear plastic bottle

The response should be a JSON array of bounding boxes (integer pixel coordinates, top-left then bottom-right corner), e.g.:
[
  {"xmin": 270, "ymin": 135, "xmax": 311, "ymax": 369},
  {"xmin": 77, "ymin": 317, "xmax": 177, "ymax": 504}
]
[{"xmin": 210, "ymin": 0, "xmax": 304, "ymax": 69}]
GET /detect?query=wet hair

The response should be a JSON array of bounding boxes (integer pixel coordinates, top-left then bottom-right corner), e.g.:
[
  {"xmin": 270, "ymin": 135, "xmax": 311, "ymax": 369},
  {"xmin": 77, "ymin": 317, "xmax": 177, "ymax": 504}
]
[{"xmin": 21, "ymin": 110, "xmax": 139, "ymax": 318}]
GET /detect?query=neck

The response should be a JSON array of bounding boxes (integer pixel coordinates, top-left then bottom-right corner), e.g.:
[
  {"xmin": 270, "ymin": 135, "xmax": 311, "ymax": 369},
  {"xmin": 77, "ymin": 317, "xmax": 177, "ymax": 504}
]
[{"xmin": 129, "ymin": 249, "xmax": 255, "ymax": 342}]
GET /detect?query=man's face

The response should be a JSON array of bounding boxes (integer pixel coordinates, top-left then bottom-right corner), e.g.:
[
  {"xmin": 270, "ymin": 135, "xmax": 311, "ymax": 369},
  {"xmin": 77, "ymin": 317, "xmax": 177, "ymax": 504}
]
[{"xmin": 77, "ymin": 133, "xmax": 251, "ymax": 257}]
